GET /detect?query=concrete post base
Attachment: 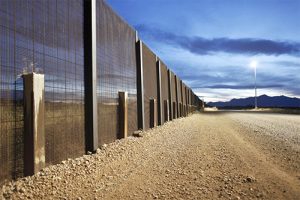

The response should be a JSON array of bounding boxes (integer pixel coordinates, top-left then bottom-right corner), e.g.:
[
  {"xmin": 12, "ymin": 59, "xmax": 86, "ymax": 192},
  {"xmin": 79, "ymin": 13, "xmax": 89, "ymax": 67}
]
[{"xmin": 23, "ymin": 73, "xmax": 45, "ymax": 176}]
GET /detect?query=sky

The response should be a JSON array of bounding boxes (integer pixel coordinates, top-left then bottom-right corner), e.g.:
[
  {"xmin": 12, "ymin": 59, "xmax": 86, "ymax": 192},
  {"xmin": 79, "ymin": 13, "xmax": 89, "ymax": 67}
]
[{"xmin": 107, "ymin": 0, "xmax": 300, "ymax": 102}]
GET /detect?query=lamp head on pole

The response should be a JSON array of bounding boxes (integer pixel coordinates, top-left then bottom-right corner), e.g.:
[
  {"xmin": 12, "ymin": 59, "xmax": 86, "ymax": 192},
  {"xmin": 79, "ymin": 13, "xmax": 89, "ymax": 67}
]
[{"xmin": 250, "ymin": 60, "xmax": 258, "ymax": 68}]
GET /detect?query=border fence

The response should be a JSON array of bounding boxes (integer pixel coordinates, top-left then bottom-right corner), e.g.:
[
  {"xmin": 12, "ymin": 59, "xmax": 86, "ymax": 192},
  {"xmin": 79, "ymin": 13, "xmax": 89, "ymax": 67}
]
[{"xmin": 0, "ymin": 0, "xmax": 202, "ymax": 184}]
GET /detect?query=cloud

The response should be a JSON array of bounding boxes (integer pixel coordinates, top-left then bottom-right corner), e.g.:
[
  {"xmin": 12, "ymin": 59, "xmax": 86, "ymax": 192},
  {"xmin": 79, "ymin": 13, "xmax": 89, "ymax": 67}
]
[
  {"xmin": 266, "ymin": 60, "xmax": 300, "ymax": 68},
  {"xmin": 136, "ymin": 24, "xmax": 300, "ymax": 56},
  {"xmin": 192, "ymin": 84, "xmax": 284, "ymax": 90}
]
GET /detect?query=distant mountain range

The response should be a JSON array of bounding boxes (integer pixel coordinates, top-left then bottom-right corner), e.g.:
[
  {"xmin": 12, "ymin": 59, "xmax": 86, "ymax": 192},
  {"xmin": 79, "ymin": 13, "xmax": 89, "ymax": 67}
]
[{"xmin": 207, "ymin": 95, "xmax": 300, "ymax": 108}]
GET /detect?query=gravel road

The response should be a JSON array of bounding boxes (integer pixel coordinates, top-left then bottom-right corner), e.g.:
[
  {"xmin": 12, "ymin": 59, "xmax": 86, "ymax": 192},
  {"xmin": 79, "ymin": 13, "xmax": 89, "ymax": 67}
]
[{"xmin": 1, "ymin": 112, "xmax": 300, "ymax": 199}]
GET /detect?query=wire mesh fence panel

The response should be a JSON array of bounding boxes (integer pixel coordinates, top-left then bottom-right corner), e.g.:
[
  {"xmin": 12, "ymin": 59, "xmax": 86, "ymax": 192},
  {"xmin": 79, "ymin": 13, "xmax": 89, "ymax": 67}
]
[
  {"xmin": 177, "ymin": 77, "xmax": 182, "ymax": 104},
  {"xmin": 96, "ymin": 0, "xmax": 137, "ymax": 145},
  {"xmin": 42, "ymin": 0, "xmax": 85, "ymax": 166},
  {"xmin": 182, "ymin": 83, "xmax": 186, "ymax": 105},
  {"xmin": 160, "ymin": 62, "xmax": 169, "ymax": 123},
  {"xmin": 0, "ymin": 0, "xmax": 25, "ymax": 183},
  {"xmin": 170, "ymin": 72, "xmax": 177, "ymax": 118},
  {"xmin": 0, "ymin": 0, "xmax": 86, "ymax": 180},
  {"xmin": 182, "ymin": 83, "xmax": 186, "ymax": 116},
  {"xmin": 142, "ymin": 44, "xmax": 157, "ymax": 130}
]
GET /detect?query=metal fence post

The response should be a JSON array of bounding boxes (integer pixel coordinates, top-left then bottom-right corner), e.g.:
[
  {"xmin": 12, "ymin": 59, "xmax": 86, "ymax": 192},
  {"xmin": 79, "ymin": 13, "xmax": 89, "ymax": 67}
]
[
  {"xmin": 84, "ymin": 0, "xmax": 98, "ymax": 152},
  {"xmin": 188, "ymin": 89, "xmax": 190, "ymax": 115},
  {"xmin": 150, "ymin": 98, "xmax": 157, "ymax": 128},
  {"xmin": 180, "ymin": 80, "xmax": 183, "ymax": 117},
  {"xmin": 167, "ymin": 69, "xmax": 172, "ymax": 121},
  {"xmin": 173, "ymin": 101, "xmax": 176, "ymax": 119},
  {"xmin": 23, "ymin": 73, "xmax": 45, "ymax": 176},
  {"xmin": 164, "ymin": 100, "xmax": 169, "ymax": 121},
  {"xmin": 179, "ymin": 103, "xmax": 182, "ymax": 117},
  {"xmin": 156, "ymin": 59, "xmax": 162, "ymax": 125},
  {"xmin": 175, "ymin": 75, "xmax": 179, "ymax": 118},
  {"xmin": 119, "ymin": 91, "xmax": 128, "ymax": 138},
  {"xmin": 185, "ymin": 87, "xmax": 188, "ymax": 116},
  {"xmin": 136, "ymin": 37, "xmax": 145, "ymax": 130}
]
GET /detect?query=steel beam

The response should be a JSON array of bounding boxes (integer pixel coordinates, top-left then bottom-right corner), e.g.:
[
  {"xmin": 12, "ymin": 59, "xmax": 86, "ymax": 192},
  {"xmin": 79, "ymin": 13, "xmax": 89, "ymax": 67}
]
[
  {"xmin": 180, "ymin": 80, "xmax": 183, "ymax": 117},
  {"xmin": 119, "ymin": 91, "xmax": 128, "ymax": 138},
  {"xmin": 150, "ymin": 98, "xmax": 157, "ymax": 128},
  {"xmin": 164, "ymin": 100, "xmax": 169, "ymax": 121},
  {"xmin": 167, "ymin": 69, "xmax": 172, "ymax": 121},
  {"xmin": 156, "ymin": 59, "xmax": 162, "ymax": 125},
  {"xmin": 84, "ymin": 0, "xmax": 98, "ymax": 152},
  {"xmin": 175, "ymin": 75, "xmax": 179, "ymax": 118},
  {"xmin": 136, "ymin": 38, "xmax": 145, "ymax": 130}
]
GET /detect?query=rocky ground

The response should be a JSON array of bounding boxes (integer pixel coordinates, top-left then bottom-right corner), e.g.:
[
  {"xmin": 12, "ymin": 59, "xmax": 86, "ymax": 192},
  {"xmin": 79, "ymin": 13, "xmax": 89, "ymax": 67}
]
[{"xmin": 1, "ymin": 111, "xmax": 300, "ymax": 199}]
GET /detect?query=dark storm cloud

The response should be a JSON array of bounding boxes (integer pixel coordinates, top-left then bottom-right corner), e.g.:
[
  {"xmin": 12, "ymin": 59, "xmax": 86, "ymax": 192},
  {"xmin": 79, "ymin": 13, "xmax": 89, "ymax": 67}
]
[{"xmin": 136, "ymin": 25, "xmax": 300, "ymax": 56}]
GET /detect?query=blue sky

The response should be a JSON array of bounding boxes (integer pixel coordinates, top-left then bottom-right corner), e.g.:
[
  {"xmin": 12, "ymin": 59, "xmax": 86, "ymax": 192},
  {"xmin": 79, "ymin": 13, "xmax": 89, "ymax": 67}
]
[{"xmin": 107, "ymin": 0, "xmax": 300, "ymax": 102}]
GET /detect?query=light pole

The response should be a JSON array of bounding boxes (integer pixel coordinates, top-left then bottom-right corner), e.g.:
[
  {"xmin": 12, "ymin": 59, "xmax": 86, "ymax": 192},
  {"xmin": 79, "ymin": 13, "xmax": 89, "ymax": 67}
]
[
  {"xmin": 254, "ymin": 65, "xmax": 257, "ymax": 109},
  {"xmin": 250, "ymin": 60, "xmax": 258, "ymax": 109}
]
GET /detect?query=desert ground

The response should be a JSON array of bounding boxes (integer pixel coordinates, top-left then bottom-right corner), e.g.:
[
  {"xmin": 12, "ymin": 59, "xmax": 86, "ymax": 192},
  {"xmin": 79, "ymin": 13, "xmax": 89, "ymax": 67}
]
[{"xmin": 1, "ymin": 111, "xmax": 300, "ymax": 199}]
